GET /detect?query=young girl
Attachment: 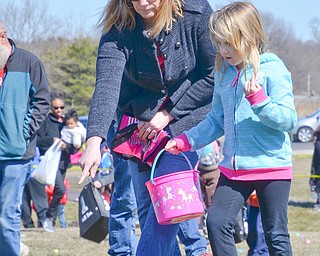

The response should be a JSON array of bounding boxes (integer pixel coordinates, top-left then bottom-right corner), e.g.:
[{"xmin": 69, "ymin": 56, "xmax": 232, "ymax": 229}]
[{"xmin": 166, "ymin": 1, "xmax": 297, "ymax": 255}]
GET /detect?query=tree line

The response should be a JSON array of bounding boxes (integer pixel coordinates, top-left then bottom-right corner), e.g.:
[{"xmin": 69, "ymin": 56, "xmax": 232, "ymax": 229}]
[{"xmin": 1, "ymin": 0, "xmax": 320, "ymax": 115}]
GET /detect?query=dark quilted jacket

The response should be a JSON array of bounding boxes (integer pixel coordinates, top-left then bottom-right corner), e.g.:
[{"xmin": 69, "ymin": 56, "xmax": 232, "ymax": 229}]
[{"xmin": 87, "ymin": 0, "xmax": 215, "ymax": 139}]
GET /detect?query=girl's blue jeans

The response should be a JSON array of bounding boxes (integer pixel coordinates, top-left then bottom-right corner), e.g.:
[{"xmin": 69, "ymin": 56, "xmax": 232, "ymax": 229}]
[
  {"xmin": 129, "ymin": 150, "xmax": 207, "ymax": 256},
  {"xmin": 207, "ymin": 174, "xmax": 292, "ymax": 256},
  {"xmin": 0, "ymin": 159, "xmax": 33, "ymax": 256}
]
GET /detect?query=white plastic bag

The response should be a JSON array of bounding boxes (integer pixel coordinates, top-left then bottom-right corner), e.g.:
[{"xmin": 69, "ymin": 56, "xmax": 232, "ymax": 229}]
[{"xmin": 32, "ymin": 140, "xmax": 62, "ymax": 185}]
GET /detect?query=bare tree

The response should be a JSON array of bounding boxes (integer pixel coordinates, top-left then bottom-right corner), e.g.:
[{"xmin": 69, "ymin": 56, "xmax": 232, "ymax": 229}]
[
  {"xmin": 0, "ymin": 0, "xmax": 64, "ymax": 43},
  {"xmin": 310, "ymin": 17, "xmax": 320, "ymax": 43},
  {"xmin": 259, "ymin": 12, "xmax": 320, "ymax": 96},
  {"xmin": 261, "ymin": 12, "xmax": 295, "ymax": 54}
]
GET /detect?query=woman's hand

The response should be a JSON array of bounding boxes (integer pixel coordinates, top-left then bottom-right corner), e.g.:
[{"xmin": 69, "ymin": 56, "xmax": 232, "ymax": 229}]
[
  {"xmin": 93, "ymin": 180, "xmax": 102, "ymax": 189},
  {"xmin": 165, "ymin": 139, "xmax": 181, "ymax": 154},
  {"xmin": 78, "ymin": 136, "xmax": 103, "ymax": 184},
  {"xmin": 243, "ymin": 74, "xmax": 261, "ymax": 96},
  {"xmin": 137, "ymin": 109, "xmax": 173, "ymax": 140}
]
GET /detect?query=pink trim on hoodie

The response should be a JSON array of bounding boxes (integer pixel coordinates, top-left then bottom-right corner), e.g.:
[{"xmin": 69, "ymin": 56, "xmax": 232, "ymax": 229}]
[
  {"xmin": 174, "ymin": 133, "xmax": 191, "ymax": 152},
  {"xmin": 231, "ymin": 69, "xmax": 241, "ymax": 87},
  {"xmin": 219, "ymin": 165, "xmax": 293, "ymax": 181},
  {"xmin": 245, "ymin": 87, "xmax": 268, "ymax": 106}
]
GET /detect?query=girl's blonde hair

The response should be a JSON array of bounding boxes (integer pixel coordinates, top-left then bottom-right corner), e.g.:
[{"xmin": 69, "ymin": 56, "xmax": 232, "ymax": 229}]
[
  {"xmin": 98, "ymin": 0, "xmax": 184, "ymax": 38},
  {"xmin": 209, "ymin": 1, "xmax": 267, "ymax": 75}
]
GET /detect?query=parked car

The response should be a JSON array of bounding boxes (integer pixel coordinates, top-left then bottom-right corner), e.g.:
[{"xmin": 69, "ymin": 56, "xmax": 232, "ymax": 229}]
[
  {"xmin": 78, "ymin": 115, "xmax": 88, "ymax": 129},
  {"xmin": 291, "ymin": 109, "xmax": 320, "ymax": 142}
]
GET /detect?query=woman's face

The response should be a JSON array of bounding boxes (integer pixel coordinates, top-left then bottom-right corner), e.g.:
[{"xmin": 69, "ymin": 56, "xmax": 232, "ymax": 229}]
[{"xmin": 131, "ymin": 0, "xmax": 161, "ymax": 23}]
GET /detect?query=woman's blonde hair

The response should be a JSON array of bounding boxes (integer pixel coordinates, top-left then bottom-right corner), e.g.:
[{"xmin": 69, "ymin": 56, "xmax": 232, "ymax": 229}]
[
  {"xmin": 209, "ymin": 1, "xmax": 267, "ymax": 75},
  {"xmin": 98, "ymin": 0, "xmax": 184, "ymax": 38}
]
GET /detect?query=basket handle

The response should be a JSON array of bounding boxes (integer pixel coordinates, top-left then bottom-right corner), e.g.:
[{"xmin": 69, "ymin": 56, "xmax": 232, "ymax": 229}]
[{"xmin": 150, "ymin": 148, "xmax": 193, "ymax": 184}]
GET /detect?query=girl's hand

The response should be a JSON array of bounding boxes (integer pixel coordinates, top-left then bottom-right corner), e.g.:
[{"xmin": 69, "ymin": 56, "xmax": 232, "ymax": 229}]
[
  {"xmin": 165, "ymin": 139, "xmax": 181, "ymax": 154},
  {"xmin": 244, "ymin": 74, "xmax": 261, "ymax": 96},
  {"xmin": 78, "ymin": 136, "xmax": 102, "ymax": 184},
  {"xmin": 137, "ymin": 110, "xmax": 173, "ymax": 140}
]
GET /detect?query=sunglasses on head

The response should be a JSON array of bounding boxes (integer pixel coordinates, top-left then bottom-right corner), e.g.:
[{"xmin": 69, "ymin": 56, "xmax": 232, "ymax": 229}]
[{"xmin": 53, "ymin": 106, "xmax": 65, "ymax": 110}]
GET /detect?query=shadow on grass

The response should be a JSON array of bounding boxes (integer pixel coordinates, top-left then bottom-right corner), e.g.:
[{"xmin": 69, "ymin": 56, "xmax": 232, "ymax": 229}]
[{"xmin": 289, "ymin": 200, "xmax": 314, "ymax": 209}]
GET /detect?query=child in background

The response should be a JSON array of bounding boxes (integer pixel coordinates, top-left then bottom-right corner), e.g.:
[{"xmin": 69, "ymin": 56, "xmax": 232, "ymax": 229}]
[
  {"xmin": 166, "ymin": 1, "xmax": 297, "ymax": 255},
  {"xmin": 198, "ymin": 140, "xmax": 221, "ymax": 209},
  {"xmin": 247, "ymin": 192, "xmax": 269, "ymax": 256},
  {"xmin": 100, "ymin": 143, "xmax": 113, "ymax": 173},
  {"xmin": 310, "ymin": 124, "xmax": 320, "ymax": 211},
  {"xmin": 61, "ymin": 109, "xmax": 86, "ymax": 149},
  {"xmin": 46, "ymin": 178, "xmax": 70, "ymax": 228},
  {"xmin": 93, "ymin": 142, "xmax": 115, "ymax": 204}
]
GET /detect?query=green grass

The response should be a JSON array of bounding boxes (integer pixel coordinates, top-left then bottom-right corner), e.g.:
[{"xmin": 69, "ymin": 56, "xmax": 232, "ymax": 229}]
[{"xmin": 21, "ymin": 155, "xmax": 320, "ymax": 255}]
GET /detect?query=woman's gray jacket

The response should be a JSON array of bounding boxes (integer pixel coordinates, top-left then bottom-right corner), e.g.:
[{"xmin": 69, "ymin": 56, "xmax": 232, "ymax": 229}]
[{"xmin": 87, "ymin": 0, "xmax": 215, "ymax": 139}]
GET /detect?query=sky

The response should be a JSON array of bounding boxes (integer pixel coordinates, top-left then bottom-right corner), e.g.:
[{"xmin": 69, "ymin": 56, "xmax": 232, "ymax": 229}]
[{"xmin": 16, "ymin": 0, "xmax": 320, "ymax": 41}]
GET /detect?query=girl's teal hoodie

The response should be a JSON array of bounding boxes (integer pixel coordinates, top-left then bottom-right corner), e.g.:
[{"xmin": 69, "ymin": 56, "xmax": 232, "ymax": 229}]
[{"xmin": 185, "ymin": 52, "xmax": 297, "ymax": 181}]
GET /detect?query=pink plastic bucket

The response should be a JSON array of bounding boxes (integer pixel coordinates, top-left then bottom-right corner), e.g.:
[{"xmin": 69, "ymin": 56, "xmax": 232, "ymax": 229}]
[{"xmin": 145, "ymin": 149, "xmax": 204, "ymax": 225}]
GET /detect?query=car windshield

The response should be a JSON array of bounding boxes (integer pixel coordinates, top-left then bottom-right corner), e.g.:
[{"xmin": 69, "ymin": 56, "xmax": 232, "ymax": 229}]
[
  {"xmin": 78, "ymin": 116, "xmax": 88, "ymax": 128},
  {"xmin": 306, "ymin": 109, "xmax": 320, "ymax": 118}
]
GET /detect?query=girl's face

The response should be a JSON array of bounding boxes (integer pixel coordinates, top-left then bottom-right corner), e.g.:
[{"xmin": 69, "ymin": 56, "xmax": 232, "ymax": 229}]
[
  {"xmin": 131, "ymin": 0, "xmax": 161, "ymax": 25},
  {"xmin": 216, "ymin": 39, "xmax": 244, "ymax": 69},
  {"xmin": 66, "ymin": 118, "xmax": 77, "ymax": 129}
]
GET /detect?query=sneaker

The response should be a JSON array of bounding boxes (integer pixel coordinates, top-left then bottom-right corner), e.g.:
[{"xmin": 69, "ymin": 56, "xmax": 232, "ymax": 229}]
[
  {"xmin": 20, "ymin": 242, "xmax": 29, "ymax": 256},
  {"xmin": 43, "ymin": 218, "xmax": 54, "ymax": 232},
  {"xmin": 314, "ymin": 204, "xmax": 320, "ymax": 212}
]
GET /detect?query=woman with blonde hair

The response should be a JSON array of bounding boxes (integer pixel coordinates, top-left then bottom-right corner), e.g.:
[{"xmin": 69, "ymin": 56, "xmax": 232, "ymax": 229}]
[
  {"xmin": 166, "ymin": 1, "xmax": 296, "ymax": 255},
  {"xmin": 79, "ymin": 0, "xmax": 215, "ymax": 255}
]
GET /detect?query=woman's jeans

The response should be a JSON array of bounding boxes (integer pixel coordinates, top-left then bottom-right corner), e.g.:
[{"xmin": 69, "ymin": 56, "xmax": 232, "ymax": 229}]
[
  {"xmin": 108, "ymin": 154, "xmax": 139, "ymax": 256},
  {"xmin": 0, "ymin": 159, "xmax": 33, "ymax": 256},
  {"xmin": 207, "ymin": 174, "xmax": 292, "ymax": 256},
  {"xmin": 107, "ymin": 118, "xmax": 139, "ymax": 256},
  {"xmin": 129, "ymin": 150, "xmax": 207, "ymax": 256}
]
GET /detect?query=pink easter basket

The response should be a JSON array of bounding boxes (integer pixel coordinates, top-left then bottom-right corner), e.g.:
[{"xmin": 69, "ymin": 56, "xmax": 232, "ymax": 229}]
[{"xmin": 145, "ymin": 149, "xmax": 204, "ymax": 225}]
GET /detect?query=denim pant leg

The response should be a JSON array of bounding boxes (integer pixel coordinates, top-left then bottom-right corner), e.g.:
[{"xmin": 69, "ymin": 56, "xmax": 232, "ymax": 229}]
[
  {"xmin": 0, "ymin": 159, "xmax": 33, "ymax": 256},
  {"xmin": 129, "ymin": 159, "xmax": 181, "ymax": 256},
  {"xmin": 178, "ymin": 219, "xmax": 208, "ymax": 256},
  {"xmin": 129, "ymin": 151, "xmax": 199, "ymax": 256},
  {"xmin": 206, "ymin": 174, "xmax": 254, "ymax": 256},
  {"xmin": 128, "ymin": 160, "xmax": 150, "ymax": 229},
  {"xmin": 256, "ymin": 180, "xmax": 292, "ymax": 256},
  {"xmin": 246, "ymin": 205, "xmax": 269, "ymax": 256},
  {"xmin": 58, "ymin": 204, "xmax": 67, "ymax": 228},
  {"xmin": 108, "ymin": 154, "xmax": 138, "ymax": 256}
]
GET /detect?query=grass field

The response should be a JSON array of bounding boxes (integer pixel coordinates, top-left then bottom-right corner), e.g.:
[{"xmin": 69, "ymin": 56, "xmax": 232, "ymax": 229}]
[{"xmin": 21, "ymin": 153, "xmax": 320, "ymax": 256}]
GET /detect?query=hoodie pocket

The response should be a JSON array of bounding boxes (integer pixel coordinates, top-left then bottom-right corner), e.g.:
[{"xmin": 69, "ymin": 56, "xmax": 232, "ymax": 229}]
[{"xmin": 0, "ymin": 104, "xmax": 27, "ymax": 157}]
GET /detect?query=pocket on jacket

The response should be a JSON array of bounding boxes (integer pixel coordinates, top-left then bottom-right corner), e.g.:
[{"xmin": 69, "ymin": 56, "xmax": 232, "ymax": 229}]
[{"xmin": 0, "ymin": 104, "xmax": 27, "ymax": 157}]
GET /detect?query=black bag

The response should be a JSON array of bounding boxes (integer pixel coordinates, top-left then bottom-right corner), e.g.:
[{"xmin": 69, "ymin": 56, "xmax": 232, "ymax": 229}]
[
  {"xmin": 78, "ymin": 183, "xmax": 109, "ymax": 243},
  {"xmin": 233, "ymin": 205, "xmax": 248, "ymax": 243}
]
